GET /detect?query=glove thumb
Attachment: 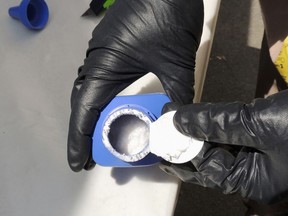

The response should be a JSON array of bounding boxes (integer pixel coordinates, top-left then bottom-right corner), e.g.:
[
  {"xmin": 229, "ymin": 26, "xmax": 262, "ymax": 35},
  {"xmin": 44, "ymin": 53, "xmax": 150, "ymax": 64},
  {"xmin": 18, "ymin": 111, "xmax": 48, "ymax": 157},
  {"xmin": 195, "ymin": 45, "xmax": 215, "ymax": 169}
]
[{"xmin": 162, "ymin": 102, "xmax": 181, "ymax": 114}]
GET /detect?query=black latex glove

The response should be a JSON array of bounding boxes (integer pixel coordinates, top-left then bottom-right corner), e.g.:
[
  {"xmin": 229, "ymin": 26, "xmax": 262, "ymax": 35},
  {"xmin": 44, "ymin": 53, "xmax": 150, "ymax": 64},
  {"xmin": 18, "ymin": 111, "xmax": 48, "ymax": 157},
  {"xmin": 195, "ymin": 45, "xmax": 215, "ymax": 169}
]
[
  {"xmin": 160, "ymin": 90, "xmax": 288, "ymax": 204},
  {"xmin": 68, "ymin": 0, "xmax": 204, "ymax": 172}
]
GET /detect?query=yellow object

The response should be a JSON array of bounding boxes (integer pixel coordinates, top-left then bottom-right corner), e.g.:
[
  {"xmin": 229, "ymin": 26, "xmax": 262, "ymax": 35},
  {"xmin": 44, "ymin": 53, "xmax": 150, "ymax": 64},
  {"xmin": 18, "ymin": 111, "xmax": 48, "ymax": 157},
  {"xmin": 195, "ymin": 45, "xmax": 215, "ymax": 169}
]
[{"xmin": 274, "ymin": 36, "xmax": 288, "ymax": 84}]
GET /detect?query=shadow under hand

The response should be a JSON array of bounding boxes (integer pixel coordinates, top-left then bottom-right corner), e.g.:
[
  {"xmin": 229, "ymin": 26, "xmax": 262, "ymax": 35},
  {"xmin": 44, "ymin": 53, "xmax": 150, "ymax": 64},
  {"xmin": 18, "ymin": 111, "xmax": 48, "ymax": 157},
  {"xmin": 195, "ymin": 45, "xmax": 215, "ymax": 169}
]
[{"xmin": 111, "ymin": 164, "xmax": 178, "ymax": 185}]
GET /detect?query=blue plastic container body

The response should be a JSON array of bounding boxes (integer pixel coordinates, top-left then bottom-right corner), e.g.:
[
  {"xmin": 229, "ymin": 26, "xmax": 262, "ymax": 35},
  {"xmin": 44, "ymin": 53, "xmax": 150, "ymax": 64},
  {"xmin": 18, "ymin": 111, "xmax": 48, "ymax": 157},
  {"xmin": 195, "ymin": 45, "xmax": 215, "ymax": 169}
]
[
  {"xmin": 93, "ymin": 93, "xmax": 170, "ymax": 167},
  {"xmin": 9, "ymin": 0, "xmax": 49, "ymax": 30}
]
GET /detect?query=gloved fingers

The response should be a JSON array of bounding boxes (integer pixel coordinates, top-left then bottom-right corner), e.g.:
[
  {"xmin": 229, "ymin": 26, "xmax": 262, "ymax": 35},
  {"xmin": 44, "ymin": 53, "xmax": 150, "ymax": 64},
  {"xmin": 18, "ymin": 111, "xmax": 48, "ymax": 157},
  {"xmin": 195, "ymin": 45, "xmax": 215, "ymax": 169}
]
[
  {"xmin": 68, "ymin": 77, "xmax": 137, "ymax": 172},
  {"xmin": 71, "ymin": 48, "xmax": 147, "ymax": 107},
  {"xmin": 160, "ymin": 142, "xmax": 264, "ymax": 200},
  {"xmin": 156, "ymin": 62, "xmax": 195, "ymax": 105},
  {"xmin": 174, "ymin": 91, "xmax": 288, "ymax": 150},
  {"xmin": 143, "ymin": 0, "xmax": 203, "ymax": 105},
  {"xmin": 157, "ymin": 61, "xmax": 197, "ymax": 114},
  {"xmin": 70, "ymin": 66, "xmax": 86, "ymax": 108},
  {"xmin": 159, "ymin": 160, "xmax": 223, "ymax": 190},
  {"xmin": 191, "ymin": 142, "xmax": 254, "ymax": 196},
  {"xmin": 173, "ymin": 101, "xmax": 265, "ymax": 149},
  {"xmin": 161, "ymin": 102, "xmax": 181, "ymax": 114},
  {"xmin": 83, "ymin": 152, "xmax": 96, "ymax": 171}
]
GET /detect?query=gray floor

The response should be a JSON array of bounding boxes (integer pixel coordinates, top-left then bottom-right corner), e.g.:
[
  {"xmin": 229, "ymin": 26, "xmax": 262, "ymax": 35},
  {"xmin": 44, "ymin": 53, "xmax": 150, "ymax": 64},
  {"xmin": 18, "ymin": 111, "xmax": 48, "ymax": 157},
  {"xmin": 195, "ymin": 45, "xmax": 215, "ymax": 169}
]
[{"xmin": 175, "ymin": 0, "xmax": 264, "ymax": 215}]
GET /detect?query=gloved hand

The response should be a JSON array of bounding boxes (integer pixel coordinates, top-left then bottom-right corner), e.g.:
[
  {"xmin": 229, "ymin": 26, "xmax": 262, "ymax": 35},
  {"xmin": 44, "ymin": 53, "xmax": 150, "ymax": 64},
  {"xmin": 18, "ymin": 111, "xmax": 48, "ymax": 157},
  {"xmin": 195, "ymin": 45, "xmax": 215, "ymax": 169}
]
[
  {"xmin": 160, "ymin": 90, "xmax": 288, "ymax": 204},
  {"xmin": 67, "ymin": 0, "xmax": 204, "ymax": 172}
]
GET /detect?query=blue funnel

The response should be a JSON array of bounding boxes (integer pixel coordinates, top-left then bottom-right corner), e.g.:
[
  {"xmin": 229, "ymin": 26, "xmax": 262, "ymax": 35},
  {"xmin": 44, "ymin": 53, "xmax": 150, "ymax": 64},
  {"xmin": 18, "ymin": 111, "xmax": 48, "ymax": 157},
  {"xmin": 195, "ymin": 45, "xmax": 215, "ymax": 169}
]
[{"xmin": 9, "ymin": 0, "xmax": 49, "ymax": 30}]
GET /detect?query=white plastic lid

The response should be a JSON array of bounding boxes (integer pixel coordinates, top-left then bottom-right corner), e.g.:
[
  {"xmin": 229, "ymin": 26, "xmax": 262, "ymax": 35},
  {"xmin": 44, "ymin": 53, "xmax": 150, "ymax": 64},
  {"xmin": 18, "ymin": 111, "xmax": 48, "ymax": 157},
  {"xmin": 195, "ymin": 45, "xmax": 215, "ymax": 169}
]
[{"xmin": 149, "ymin": 111, "xmax": 204, "ymax": 164}]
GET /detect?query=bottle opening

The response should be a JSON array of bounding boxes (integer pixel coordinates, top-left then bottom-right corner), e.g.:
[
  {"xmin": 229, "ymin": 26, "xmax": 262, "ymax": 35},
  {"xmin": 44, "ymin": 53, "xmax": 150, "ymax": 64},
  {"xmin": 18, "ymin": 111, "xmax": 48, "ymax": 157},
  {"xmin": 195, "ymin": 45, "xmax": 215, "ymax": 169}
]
[{"xmin": 102, "ymin": 106, "xmax": 154, "ymax": 162}]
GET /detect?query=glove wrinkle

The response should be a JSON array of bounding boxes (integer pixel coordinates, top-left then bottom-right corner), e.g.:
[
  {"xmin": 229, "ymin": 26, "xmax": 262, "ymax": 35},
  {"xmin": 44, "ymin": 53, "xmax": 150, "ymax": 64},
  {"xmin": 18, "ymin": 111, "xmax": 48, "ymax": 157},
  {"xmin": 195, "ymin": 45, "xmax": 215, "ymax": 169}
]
[
  {"xmin": 167, "ymin": 90, "xmax": 288, "ymax": 204},
  {"xmin": 240, "ymin": 105, "xmax": 257, "ymax": 138},
  {"xmin": 68, "ymin": 0, "xmax": 204, "ymax": 172}
]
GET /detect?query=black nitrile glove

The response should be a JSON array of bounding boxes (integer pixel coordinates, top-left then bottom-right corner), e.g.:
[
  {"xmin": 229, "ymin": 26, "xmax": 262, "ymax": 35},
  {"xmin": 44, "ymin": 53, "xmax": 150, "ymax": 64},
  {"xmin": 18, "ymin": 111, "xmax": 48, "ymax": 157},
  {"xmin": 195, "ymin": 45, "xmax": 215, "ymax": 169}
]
[
  {"xmin": 160, "ymin": 90, "xmax": 288, "ymax": 204},
  {"xmin": 68, "ymin": 0, "xmax": 204, "ymax": 172}
]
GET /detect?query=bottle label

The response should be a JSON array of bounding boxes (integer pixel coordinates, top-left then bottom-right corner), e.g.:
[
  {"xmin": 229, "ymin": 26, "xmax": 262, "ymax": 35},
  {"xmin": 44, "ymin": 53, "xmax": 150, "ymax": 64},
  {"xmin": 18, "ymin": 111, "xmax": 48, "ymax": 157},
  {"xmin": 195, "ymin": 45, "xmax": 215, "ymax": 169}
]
[{"xmin": 274, "ymin": 36, "xmax": 288, "ymax": 84}]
